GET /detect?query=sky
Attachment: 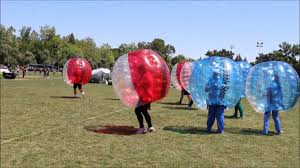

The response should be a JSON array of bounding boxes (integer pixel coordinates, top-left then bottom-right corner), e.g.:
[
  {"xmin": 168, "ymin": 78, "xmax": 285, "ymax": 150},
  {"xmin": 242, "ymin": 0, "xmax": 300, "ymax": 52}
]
[{"xmin": 1, "ymin": 1, "xmax": 299, "ymax": 62}]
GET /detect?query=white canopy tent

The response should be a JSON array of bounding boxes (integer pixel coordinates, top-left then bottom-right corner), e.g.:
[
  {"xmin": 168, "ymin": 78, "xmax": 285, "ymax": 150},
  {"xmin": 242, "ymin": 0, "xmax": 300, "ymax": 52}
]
[{"xmin": 90, "ymin": 68, "xmax": 111, "ymax": 84}]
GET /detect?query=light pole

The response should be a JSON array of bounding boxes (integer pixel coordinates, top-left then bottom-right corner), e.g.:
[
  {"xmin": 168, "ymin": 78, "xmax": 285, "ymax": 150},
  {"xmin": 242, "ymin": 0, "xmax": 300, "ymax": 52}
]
[{"xmin": 256, "ymin": 41, "xmax": 263, "ymax": 54}]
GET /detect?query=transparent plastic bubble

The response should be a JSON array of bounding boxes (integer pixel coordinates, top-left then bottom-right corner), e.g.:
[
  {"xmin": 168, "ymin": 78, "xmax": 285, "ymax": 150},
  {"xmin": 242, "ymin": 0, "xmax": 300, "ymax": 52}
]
[
  {"xmin": 171, "ymin": 61, "xmax": 186, "ymax": 90},
  {"xmin": 246, "ymin": 61, "xmax": 300, "ymax": 113},
  {"xmin": 112, "ymin": 49, "xmax": 170, "ymax": 108},
  {"xmin": 189, "ymin": 56, "xmax": 244, "ymax": 109},
  {"xmin": 63, "ymin": 58, "xmax": 92, "ymax": 85},
  {"xmin": 238, "ymin": 61, "xmax": 252, "ymax": 98},
  {"xmin": 180, "ymin": 62, "xmax": 194, "ymax": 93}
]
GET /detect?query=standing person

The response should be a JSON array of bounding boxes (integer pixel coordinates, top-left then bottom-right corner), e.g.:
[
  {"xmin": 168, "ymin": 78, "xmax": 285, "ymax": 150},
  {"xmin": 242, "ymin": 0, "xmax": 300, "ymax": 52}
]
[
  {"xmin": 16, "ymin": 65, "xmax": 20, "ymax": 76},
  {"xmin": 232, "ymin": 99, "xmax": 244, "ymax": 118},
  {"xmin": 205, "ymin": 71, "xmax": 226, "ymax": 134},
  {"xmin": 22, "ymin": 66, "xmax": 27, "ymax": 78},
  {"xmin": 60, "ymin": 67, "xmax": 63, "ymax": 76},
  {"xmin": 43, "ymin": 68, "xmax": 46, "ymax": 78},
  {"xmin": 263, "ymin": 74, "xmax": 283, "ymax": 135},
  {"xmin": 46, "ymin": 68, "xmax": 50, "ymax": 77},
  {"xmin": 179, "ymin": 88, "xmax": 194, "ymax": 108},
  {"xmin": 135, "ymin": 103, "xmax": 155, "ymax": 134},
  {"xmin": 73, "ymin": 83, "xmax": 85, "ymax": 98}
]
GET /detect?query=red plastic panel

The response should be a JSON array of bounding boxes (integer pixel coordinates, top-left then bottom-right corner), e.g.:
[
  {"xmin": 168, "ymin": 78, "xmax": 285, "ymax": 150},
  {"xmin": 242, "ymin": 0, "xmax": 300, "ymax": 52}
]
[
  {"xmin": 176, "ymin": 61, "xmax": 186, "ymax": 90},
  {"xmin": 65, "ymin": 58, "xmax": 92, "ymax": 84},
  {"xmin": 128, "ymin": 49, "xmax": 170, "ymax": 105}
]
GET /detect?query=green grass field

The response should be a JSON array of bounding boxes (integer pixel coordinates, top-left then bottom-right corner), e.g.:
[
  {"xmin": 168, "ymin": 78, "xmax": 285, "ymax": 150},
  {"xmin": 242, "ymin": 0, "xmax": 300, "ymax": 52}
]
[{"xmin": 1, "ymin": 75, "xmax": 299, "ymax": 168}]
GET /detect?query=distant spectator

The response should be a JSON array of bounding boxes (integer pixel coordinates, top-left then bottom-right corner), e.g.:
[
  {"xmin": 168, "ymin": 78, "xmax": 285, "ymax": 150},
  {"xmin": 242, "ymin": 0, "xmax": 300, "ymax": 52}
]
[
  {"xmin": 22, "ymin": 66, "xmax": 27, "ymax": 78},
  {"xmin": 43, "ymin": 68, "xmax": 47, "ymax": 78},
  {"xmin": 46, "ymin": 68, "xmax": 50, "ymax": 77}
]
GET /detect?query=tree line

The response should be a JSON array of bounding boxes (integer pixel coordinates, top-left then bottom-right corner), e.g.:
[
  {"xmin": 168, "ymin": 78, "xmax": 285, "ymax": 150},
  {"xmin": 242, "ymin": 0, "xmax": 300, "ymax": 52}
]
[
  {"xmin": 0, "ymin": 25, "xmax": 186, "ymax": 70},
  {"xmin": 1, "ymin": 25, "xmax": 299, "ymax": 75}
]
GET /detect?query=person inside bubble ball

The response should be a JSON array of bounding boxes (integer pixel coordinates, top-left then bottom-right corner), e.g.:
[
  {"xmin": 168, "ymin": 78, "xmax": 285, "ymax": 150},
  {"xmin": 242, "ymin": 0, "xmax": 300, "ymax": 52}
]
[
  {"xmin": 205, "ymin": 71, "xmax": 226, "ymax": 134},
  {"xmin": 263, "ymin": 74, "xmax": 283, "ymax": 135},
  {"xmin": 73, "ymin": 83, "xmax": 85, "ymax": 98},
  {"xmin": 179, "ymin": 88, "xmax": 194, "ymax": 108},
  {"xmin": 135, "ymin": 103, "xmax": 155, "ymax": 134},
  {"xmin": 134, "ymin": 68, "xmax": 155, "ymax": 134},
  {"xmin": 232, "ymin": 99, "xmax": 244, "ymax": 119}
]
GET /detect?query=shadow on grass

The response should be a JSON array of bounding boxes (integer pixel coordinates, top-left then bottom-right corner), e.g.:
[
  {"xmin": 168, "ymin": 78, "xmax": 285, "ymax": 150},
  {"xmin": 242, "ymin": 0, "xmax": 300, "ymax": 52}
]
[
  {"xmin": 224, "ymin": 115, "xmax": 240, "ymax": 119},
  {"xmin": 50, "ymin": 96, "xmax": 80, "ymax": 99},
  {"xmin": 226, "ymin": 127, "xmax": 278, "ymax": 136},
  {"xmin": 84, "ymin": 125, "xmax": 138, "ymax": 135},
  {"xmin": 162, "ymin": 106, "xmax": 197, "ymax": 110},
  {"xmin": 163, "ymin": 126, "xmax": 209, "ymax": 135},
  {"xmin": 156, "ymin": 102, "xmax": 188, "ymax": 105},
  {"xmin": 103, "ymin": 98, "xmax": 120, "ymax": 101}
]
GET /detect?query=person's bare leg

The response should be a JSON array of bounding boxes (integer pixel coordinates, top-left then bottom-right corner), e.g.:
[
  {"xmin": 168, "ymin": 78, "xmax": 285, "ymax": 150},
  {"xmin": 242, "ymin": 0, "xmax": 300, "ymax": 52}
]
[
  {"xmin": 80, "ymin": 89, "xmax": 85, "ymax": 98},
  {"xmin": 74, "ymin": 89, "xmax": 77, "ymax": 97}
]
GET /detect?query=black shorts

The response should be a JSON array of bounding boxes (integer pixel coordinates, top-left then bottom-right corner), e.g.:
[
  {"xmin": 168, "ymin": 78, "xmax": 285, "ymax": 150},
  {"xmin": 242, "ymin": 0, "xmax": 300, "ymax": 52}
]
[
  {"xmin": 135, "ymin": 103, "xmax": 151, "ymax": 112},
  {"xmin": 73, "ymin": 83, "xmax": 82, "ymax": 89}
]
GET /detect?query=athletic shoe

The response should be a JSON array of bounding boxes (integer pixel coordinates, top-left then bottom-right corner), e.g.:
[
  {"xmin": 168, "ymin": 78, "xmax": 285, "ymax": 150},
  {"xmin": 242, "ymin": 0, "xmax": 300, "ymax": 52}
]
[
  {"xmin": 136, "ymin": 128, "xmax": 147, "ymax": 134},
  {"xmin": 148, "ymin": 127, "xmax": 155, "ymax": 132},
  {"xmin": 276, "ymin": 130, "xmax": 283, "ymax": 135},
  {"xmin": 217, "ymin": 130, "xmax": 224, "ymax": 134},
  {"xmin": 81, "ymin": 92, "xmax": 85, "ymax": 98}
]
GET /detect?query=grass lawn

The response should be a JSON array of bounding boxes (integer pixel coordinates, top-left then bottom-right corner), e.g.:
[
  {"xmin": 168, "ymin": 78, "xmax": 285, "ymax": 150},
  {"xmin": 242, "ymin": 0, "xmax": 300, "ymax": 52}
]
[{"xmin": 1, "ymin": 75, "xmax": 299, "ymax": 167}]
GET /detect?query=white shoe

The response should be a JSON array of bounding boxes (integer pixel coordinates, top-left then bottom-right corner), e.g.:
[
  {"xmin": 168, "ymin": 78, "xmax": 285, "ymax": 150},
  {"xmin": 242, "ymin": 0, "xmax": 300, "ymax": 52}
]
[
  {"xmin": 148, "ymin": 127, "xmax": 155, "ymax": 132},
  {"xmin": 81, "ymin": 92, "xmax": 85, "ymax": 98},
  {"xmin": 277, "ymin": 130, "xmax": 284, "ymax": 135},
  {"xmin": 136, "ymin": 128, "xmax": 147, "ymax": 134}
]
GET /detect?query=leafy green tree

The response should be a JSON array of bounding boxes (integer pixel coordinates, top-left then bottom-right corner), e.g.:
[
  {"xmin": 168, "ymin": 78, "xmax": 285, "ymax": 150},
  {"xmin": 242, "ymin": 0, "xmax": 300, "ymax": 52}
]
[
  {"xmin": 68, "ymin": 33, "xmax": 76, "ymax": 44},
  {"xmin": 137, "ymin": 38, "xmax": 176, "ymax": 63},
  {"xmin": 17, "ymin": 51, "xmax": 36, "ymax": 65},
  {"xmin": 39, "ymin": 25, "xmax": 56, "ymax": 41},
  {"xmin": 151, "ymin": 38, "xmax": 176, "ymax": 61},
  {"xmin": 36, "ymin": 49, "xmax": 50, "ymax": 64},
  {"xmin": 234, "ymin": 54, "xmax": 243, "ymax": 61},
  {"xmin": 18, "ymin": 26, "xmax": 32, "ymax": 52},
  {"xmin": 59, "ymin": 42, "xmax": 83, "ymax": 64},
  {"xmin": 171, "ymin": 54, "xmax": 186, "ymax": 65},
  {"xmin": 0, "ymin": 25, "xmax": 19, "ymax": 65},
  {"xmin": 98, "ymin": 43, "xmax": 115, "ymax": 68},
  {"xmin": 205, "ymin": 49, "xmax": 234, "ymax": 59},
  {"xmin": 137, "ymin": 41, "xmax": 151, "ymax": 49},
  {"xmin": 0, "ymin": 44, "xmax": 18, "ymax": 65},
  {"xmin": 255, "ymin": 42, "xmax": 300, "ymax": 76}
]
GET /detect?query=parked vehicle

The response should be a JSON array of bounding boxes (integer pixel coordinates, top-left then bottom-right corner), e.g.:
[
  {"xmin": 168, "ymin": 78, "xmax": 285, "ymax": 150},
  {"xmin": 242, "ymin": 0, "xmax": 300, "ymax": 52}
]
[
  {"xmin": 2, "ymin": 72, "xmax": 17, "ymax": 79},
  {"xmin": 0, "ymin": 65, "xmax": 10, "ymax": 73}
]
